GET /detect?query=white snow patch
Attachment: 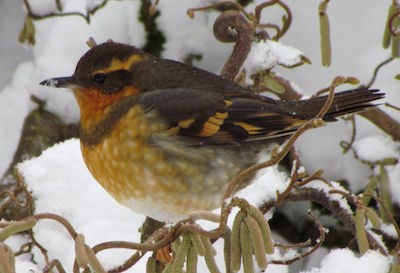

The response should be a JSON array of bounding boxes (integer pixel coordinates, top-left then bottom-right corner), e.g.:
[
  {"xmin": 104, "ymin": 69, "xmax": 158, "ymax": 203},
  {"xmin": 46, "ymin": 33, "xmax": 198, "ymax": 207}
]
[
  {"xmin": 236, "ymin": 163, "xmax": 288, "ymax": 208},
  {"xmin": 306, "ymin": 180, "xmax": 353, "ymax": 214},
  {"xmin": 388, "ymin": 164, "xmax": 400, "ymax": 205},
  {"xmin": 4, "ymin": 235, "xmax": 39, "ymax": 272},
  {"xmin": 301, "ymin": 249, "xmax": 390, "ymax": 273},
  {"xmin": 0, "ymin": 62, "xmax": 37, "ymax": 176},
  {"xmin": 243, "ymin": 40, "xmax": 304, "ymax": 76},
  {"xmin": 296, "ymin": 122, "xmax": 372, "ymax": 192},
  {"xmin": 18, "ymin": 139, "xmax": 147, "ymax": 272},
  {"xmin": 26, "ymin": 0, "xmax": 59, "ymax": 16},
  {"xmin": 353, "ymin": 135, "xmax": 399, "ymax": 162},
  {"xmin": 380, "ymin": 222, "xmax": 398, "ymax": 238},
  {"xmin": 157, "ymin": 0, "xmax": 230, "ymax": 73}
]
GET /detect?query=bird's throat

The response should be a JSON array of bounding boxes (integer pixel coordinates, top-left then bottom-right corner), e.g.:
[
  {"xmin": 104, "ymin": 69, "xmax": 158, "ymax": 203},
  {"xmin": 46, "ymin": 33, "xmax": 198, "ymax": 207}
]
[{"xmin": 74, "ymin": 88, "xmax": 140, "ymax": 146}]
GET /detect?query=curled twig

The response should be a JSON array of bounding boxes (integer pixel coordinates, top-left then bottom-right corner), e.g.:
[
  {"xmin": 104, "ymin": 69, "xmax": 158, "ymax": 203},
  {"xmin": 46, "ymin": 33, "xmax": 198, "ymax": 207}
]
[
  {"xmin": 187, "ymin": 2, "xmax": 248, "ymax": 19},
  {"xmin": 339, "ymin": 115, "xmax": 357, "ymax": 154},
  {"xmin": 363, "ymin": 57, "xmax": 394, "ymax": 88},
  {"xmin": 189, "ymin": 0, "xmax": 294, "ymax": 81},
  {"xmin": 255, "ymin": 0, "xmax": 292, "ymax": 40},
  {"xmin": 214, "ymin": 10, "xmax": 253, "ymax": 80},
  {"xmin": 32, "ymin": 213, "xmax": 78, "ymax": 238},
  {"xmin": 0, "ymin": 190, "xmax": 32, "ymax": 215}
]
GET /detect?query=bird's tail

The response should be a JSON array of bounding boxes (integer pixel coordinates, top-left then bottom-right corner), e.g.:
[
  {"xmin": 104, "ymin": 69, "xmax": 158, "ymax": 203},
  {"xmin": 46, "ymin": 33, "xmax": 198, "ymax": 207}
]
[{"xmin": 283, "ymin": 88, "xmax": 384, "ymax": 121}]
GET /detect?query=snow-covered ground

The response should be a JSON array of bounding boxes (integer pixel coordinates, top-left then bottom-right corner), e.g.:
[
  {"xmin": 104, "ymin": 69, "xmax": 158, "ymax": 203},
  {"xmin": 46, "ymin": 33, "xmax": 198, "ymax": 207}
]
[{"xmin": 1, "ymin": 0, "xmax": 399, "ymax": 272}]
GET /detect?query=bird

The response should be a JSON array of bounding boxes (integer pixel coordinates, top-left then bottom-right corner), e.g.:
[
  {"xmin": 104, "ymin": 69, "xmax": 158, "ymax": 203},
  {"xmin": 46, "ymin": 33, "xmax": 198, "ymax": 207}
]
[{"xmin": 40, "ymin": 41, "xmax": 384, "ymax": 222}]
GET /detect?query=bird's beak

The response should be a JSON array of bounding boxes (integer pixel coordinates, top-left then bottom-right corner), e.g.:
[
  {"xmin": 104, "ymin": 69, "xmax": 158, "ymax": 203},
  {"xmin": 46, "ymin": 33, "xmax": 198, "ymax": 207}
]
[{"xmin": 40, "ymin": 76, "xmax": 77, "ymax": 89}]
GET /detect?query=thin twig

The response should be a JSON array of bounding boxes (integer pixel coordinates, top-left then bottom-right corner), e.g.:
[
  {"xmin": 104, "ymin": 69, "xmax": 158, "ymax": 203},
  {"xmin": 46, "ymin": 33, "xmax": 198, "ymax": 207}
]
[
  {"xmin": 339, "ymin": 115, "xmax": 357, "ymax": 154},
  {"xmin": 364, "ymin": 57, "xmax": 394, "ymax": 88},
  {"xmin": 32, "ymin": 213, "xmax": 78, "ymax": 238},
  {"xmin": 385, "ymin": 102, "xmax": 400, "ymax": 112},
  {"xmin": 271, "ymin": 210, "xmax": 325, "ymax": 264},
  {"xmin": 43, "ymin": 259, "xmax": 67, "ymax": 273},
  {"xmin": 23, "ymin": 0, "xmax": 110, "ymax": 23}
]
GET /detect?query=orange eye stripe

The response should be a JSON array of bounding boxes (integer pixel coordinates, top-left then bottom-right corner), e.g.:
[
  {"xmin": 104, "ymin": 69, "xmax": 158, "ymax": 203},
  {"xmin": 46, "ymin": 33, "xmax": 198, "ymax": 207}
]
[{"xmin": 92, "ymin": 54, "xmax": 143, "ymax": 74}]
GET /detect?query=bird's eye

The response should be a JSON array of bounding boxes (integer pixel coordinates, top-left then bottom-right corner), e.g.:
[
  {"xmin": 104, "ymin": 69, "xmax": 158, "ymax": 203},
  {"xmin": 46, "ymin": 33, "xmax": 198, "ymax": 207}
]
[{"xmin": 93, "ymin": 73, "xmax": 106, "ymax": 84}]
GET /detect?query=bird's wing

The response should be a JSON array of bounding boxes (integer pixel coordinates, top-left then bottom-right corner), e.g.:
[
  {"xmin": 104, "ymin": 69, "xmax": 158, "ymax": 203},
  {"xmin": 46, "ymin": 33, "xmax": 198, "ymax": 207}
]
[{"xmin": 137, "ymin": 88, "xmax": 305, "ymax": 145}]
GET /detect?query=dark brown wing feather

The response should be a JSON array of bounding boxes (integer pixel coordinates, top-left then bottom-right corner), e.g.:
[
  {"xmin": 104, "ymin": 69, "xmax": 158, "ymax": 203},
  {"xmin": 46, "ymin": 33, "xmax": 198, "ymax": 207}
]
[{"xmin": 137, "ymin": 88, "xmax": 384, "ymax": 146}]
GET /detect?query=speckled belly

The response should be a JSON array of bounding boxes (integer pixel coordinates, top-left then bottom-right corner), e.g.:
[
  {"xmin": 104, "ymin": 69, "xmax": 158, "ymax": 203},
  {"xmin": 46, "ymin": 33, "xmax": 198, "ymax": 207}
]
[{"xmin": 80, "ymin": 106, "xmax": 242, "ymax": 221}]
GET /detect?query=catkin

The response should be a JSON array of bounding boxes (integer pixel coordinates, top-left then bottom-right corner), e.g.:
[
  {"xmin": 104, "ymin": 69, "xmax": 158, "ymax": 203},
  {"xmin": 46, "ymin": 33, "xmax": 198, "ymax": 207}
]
[
  {"xmin": 85, "ymin": 245, "xmax": 107, "ymax": 273},
  {"xmin": 240, "ymin": 222, "xmax": 254, "ymax": 273},
  {"xmin": 74, "ymin": 234, "xmax": 88, "ymax": 268},
  {"xmin": 171, "ymin": 235, "xmax": 191, "ymax": 273},
  {"xmin": 365, "ymin": 208, "xmax": 382, "ymax": 229},
  {"xmin": 245, "ymin": 216, "xmax": 268, "ymax": 270},
  {"xmin": 0, "ymin": 243, "xmax": 15, "ymax": 273},
  {"xmin": 146, "ymin": 255, "xmax": 157, "ymax": 273},
  {"xmin": 186, "ymin": 244, "xmax": 198, "ymax": 273},
  {"xmin": 190, "ymin": 233, "xmax": 206, "ymax": 257},
  {"xmin": 230, "ymin": 211, "xmax": 246, "ymax": 272},
  {"xmin": 246, "ymin": 206, "xmax": 274, "ymax": 254},
  {"xmin": 355, "ymin": 208, "xmax": 369, "ymax": 254},
  {"xmin": 319, "ymin": 1, "xmax": 331, "ymax": 66},
  {"xmin": 0, "ymin": 218, "xmax": 36, "ymax": 242}
]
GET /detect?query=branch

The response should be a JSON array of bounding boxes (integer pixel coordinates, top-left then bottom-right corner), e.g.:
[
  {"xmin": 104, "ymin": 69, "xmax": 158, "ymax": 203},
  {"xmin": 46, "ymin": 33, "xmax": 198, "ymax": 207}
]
[
  {"xmin": 23, "ymin": 0, "xmax": 110, "ymax": 23},
  {"xmin": 360, "ymin": 108, "xmax": 400, "ymax": 141},
  {"xmin": 287, "ymin": 188, "xmax": 386, "ymax": 253}
]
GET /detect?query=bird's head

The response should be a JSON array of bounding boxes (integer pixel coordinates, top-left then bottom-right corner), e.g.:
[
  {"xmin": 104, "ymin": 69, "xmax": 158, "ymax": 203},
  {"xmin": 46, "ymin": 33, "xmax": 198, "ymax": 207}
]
[
  {"xmin": 40, "ymin": 42, "xmax": 152, "ymax": 110},
  {"xmin": 40, "ymin": 42, "xmax": 156, "ymax": 128}
]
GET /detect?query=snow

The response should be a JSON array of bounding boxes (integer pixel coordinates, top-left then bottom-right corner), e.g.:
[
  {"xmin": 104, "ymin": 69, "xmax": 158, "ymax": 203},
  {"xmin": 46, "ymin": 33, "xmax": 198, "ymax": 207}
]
[
  {"xmin": 0, "ymin": 0, "xmax": 399, "ymax": 272},
  {"xmin": 380, "ymin": 223, "xmax": 398, "ymax": 238},
  {"xmin": 353, "ymin": 135, "xmax": 400, "ymax": 162},
  {"xmin": 305, "ymin": 179, "xmax": 354, "ymax": 215},
  {"xmin": 157, "ymin": 0, "xmax": 231, "ymax": 72},
  {"xmin": 301, "ymin": 249, "xmax": 390, "ymax": 273},
  {"xmin": 0, "ymin": 63, "xmax": 37, "ymax": 176},
  {"xmin": 18, "ymin": 139, "xmax": 147, "ymax": 272},
  {"xmin": 4, "ymin": 235, "xmax": 38, "ymax": 272},
  {"xmin": 296, "ymin": 121, "xmax": 373, "ymax": 192},
  {"xmin": 25, "ymin": 0, "xmax": 60, "ymax": 16},
  {"xmin": 388, "ymin": 163, "xmax": 400, "ymax": 204},
  {"xmin": 236, "ymin": 154, "xmax": 289, "ymax": 209},
  {"xmin": 243, "ymin": 40, "xmax": 305, "ymax": 76},
  {"xmin": 353, "ymin": 135, "xmax": 400, "ymax": 205}
]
